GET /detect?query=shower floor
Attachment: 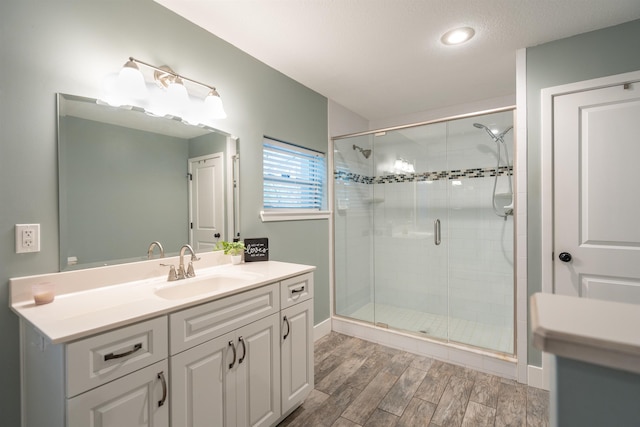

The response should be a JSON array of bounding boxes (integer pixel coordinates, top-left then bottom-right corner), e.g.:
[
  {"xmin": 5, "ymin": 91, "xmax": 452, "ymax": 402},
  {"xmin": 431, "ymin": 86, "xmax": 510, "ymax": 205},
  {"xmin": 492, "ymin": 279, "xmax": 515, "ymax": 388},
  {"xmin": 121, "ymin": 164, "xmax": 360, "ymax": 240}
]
[{"xmin": 348, "ymin": 302, "xmax": 514, "ymax": 354}]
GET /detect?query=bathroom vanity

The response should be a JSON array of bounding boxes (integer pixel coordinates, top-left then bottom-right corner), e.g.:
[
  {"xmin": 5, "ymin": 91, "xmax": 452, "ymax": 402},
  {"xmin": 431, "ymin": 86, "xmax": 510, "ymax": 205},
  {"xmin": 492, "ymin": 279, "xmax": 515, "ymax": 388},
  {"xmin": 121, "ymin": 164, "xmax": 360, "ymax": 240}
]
[
  {"xmin": 10, "ymin": 253, "xmax": 315, "ymax": 427},
  {"xmin": 531, "ymin": 293, "xmax": 640, "ymax": 427}
]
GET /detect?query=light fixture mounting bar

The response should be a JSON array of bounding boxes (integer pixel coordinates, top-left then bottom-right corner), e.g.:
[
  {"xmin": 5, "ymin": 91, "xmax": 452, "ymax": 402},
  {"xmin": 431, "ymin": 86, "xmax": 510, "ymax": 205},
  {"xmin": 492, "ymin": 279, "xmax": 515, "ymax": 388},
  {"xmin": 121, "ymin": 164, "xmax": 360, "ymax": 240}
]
[{"xmin": 129, "ymin": 56, "xmax": 218, "ymax": 92}]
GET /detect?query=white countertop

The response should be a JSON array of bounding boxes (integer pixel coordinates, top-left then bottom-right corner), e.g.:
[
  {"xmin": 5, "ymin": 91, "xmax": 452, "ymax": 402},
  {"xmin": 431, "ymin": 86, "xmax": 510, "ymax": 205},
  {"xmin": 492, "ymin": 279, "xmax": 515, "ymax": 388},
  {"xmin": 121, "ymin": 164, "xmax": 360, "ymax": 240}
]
[
  {"xmin": 10, "ymin": 254, "xmax": 315, "ymax": 344},
  {"xmin": 531, "ymin": 292, "xmax": 640, "ymax": 374}
]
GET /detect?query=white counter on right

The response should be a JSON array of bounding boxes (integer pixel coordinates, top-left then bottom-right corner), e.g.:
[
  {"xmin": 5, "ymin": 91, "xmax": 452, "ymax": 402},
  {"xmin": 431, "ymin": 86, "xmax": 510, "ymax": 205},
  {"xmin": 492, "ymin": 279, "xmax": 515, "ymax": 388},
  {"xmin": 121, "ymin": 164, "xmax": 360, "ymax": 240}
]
[
  {"xmin": 531, "ymin": 292, "xmax": 640, "ymax": 374},
  {"xmin": 531, "ymin": 292, "xmax": 640, "ymax": 427}
]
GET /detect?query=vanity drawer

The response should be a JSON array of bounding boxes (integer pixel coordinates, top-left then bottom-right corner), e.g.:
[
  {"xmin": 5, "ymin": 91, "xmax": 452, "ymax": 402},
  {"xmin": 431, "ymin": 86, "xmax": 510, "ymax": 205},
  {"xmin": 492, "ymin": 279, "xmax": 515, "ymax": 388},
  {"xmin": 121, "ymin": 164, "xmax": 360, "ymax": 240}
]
[
  {"xmin": 169, "ymin": 282, "xmax": 279, "ymax": 355},
  {"xmin": 280, "ymin": 273, "xmax": 313, "ymax": 309},
  {"xmin": 66, "ymin": 316, "xmax": 168, "ymax": 398}
]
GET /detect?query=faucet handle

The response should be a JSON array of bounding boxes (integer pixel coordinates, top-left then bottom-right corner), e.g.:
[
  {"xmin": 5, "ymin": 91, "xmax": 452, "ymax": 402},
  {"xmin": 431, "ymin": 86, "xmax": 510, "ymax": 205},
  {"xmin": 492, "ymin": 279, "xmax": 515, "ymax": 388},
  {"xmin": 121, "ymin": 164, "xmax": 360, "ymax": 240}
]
[
  {"xmin": 186, "ymin": 262, "xmax": 196, "ymax": 278},
  {"xmin": 160, "ymin": 264, "xmax": 178, "ymax": 281}
]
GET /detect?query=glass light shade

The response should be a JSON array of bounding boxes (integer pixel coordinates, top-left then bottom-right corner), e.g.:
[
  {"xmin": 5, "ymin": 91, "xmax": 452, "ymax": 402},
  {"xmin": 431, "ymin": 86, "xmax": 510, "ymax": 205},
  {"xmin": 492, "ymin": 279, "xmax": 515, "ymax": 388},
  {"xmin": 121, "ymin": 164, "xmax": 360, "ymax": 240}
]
[
  {"xmin": 204, "ymin": 91, "xmax": 227, "ymax": 119},
  {"xmin": 116, "ymin": 62, "xmax": 148, "ymax": 101},
  {"xmin": 100, "ymin": 73, "xmax": 124, "ymax": 107},
  {"xmin": 165, "ymin": 80, "xmax": 189, "ymax": 115}
]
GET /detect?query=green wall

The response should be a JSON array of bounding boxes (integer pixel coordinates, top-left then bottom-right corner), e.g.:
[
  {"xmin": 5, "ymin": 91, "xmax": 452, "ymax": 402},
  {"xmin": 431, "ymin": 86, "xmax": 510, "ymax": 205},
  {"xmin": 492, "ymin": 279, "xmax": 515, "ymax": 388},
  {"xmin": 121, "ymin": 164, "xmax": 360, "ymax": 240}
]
[
  {"xmin": 554, "ymin": 357, "xmax": 640, "ymax": 426},
  {"xmin": 0, "ymin": 1, "xmax": 328, "ymax": 425},
  {"xmin": 526, "ymin": 19, "xmax": 640, "ymax": 366}
]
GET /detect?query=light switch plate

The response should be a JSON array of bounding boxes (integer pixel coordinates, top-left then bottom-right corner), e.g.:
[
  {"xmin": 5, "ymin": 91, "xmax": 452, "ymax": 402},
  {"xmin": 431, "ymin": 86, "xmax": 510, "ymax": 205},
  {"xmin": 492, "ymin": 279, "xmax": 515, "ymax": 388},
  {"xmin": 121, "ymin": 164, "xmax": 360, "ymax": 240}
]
[{"xmin": 16, "ymin": 224, "xmax": 40, "ymax": 253}]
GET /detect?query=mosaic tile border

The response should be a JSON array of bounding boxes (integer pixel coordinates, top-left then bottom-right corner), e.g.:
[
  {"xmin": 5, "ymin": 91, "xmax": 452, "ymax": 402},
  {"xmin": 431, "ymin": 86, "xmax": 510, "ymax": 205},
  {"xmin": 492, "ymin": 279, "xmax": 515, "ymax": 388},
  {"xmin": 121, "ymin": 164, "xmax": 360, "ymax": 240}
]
[{"xmin": 334, "ymin": 166, "xmax": 512, "ymax": 184}]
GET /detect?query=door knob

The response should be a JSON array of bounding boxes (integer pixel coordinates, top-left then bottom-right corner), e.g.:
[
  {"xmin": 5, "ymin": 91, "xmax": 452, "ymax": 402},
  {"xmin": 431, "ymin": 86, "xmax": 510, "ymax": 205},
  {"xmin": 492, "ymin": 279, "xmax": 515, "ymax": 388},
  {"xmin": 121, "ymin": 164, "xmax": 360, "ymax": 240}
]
[{"xmin": 558, "ymin": 252, "xmax": 572, "ymax": 262}]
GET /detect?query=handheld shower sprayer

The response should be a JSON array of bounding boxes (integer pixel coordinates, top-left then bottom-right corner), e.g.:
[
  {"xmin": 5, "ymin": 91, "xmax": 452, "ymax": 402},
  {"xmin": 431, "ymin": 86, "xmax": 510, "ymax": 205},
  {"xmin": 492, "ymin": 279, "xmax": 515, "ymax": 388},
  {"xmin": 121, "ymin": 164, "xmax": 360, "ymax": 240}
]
[
  {"xmin": 474, "ymin": 122, "xmax": 514, "ymax": 219},
  {"xmin": 473, "ymin": 123, "xmax": 513, "ymax": 142}
]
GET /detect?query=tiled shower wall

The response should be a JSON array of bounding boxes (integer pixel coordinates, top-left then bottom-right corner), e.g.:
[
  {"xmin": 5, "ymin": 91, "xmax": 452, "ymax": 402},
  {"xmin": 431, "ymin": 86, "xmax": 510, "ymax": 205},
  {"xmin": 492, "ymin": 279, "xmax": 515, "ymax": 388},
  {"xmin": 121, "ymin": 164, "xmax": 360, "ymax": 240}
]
[{"xmin": 334, "ymin": 111, "xmax": 515, "ymax": 353}]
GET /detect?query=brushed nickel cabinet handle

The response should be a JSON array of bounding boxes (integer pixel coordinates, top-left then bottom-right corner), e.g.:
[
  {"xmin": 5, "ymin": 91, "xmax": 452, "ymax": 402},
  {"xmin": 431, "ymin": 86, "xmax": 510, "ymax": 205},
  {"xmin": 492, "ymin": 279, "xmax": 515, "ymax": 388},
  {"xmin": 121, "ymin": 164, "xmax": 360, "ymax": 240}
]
[
  {"xmin": 157, "ymin": 371, "xmax": 167, "ymax": 407},
  {"xmin": 228, "ymin": 340, "xmax": 237, "ymax": 369},
  {"xmin": 283, "ymin": 316, "xmax": 291, "ymax": 340},
  {"xmin": 238, "ymin": 336, "xmax": 246, "ymax": 364},
  {"xmin": 104, "ymin": 343, "xmax": 143, "ymax": 361}
]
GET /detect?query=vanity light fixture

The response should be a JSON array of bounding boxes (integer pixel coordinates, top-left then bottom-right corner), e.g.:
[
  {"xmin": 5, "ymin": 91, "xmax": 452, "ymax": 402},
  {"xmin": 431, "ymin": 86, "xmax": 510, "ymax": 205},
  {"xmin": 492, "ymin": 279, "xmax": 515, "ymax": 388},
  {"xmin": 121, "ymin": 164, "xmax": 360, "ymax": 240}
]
[
  {"xmin": 440, "ymin": 27, "xmax": 475, "ymax": 45},
  {"xmin": 117, "ymin": 59, "xmax": 148, "ymax": 100},
  {"xmin": 102, "ymin": 56, "xmax": 227, "ymax": 123}
]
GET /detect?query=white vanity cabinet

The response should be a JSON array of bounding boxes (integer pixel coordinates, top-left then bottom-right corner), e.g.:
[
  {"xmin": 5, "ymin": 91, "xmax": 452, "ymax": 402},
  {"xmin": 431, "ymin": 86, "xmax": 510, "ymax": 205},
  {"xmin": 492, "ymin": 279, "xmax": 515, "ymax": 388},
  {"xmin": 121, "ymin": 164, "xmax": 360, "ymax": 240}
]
[
  {"xmin": 15, "ymin": 263, "xmax": 315, "ymax": 427},
  {"xmin": 66, "ymin": 360, "xmax": 169, "ymax": 427},
  {"xmin": 22, "ymin": 316, "xmax": 169, "ymax": 427},
  {"xmin": 280, "ymin": 273, "xmax": 314, "ymax": 416},
  {"xmin": 169, "ymin": 283, "xmax": 281, "ymax": 427}
]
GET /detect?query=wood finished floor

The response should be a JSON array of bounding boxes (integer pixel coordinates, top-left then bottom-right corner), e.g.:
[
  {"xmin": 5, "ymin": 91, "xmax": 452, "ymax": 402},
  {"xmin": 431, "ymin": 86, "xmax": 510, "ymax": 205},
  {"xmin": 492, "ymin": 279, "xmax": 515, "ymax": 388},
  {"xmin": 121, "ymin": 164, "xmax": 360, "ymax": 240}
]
[{"xmin": 278, "ymin": 332, "xmax": 549, "ymax": 427}]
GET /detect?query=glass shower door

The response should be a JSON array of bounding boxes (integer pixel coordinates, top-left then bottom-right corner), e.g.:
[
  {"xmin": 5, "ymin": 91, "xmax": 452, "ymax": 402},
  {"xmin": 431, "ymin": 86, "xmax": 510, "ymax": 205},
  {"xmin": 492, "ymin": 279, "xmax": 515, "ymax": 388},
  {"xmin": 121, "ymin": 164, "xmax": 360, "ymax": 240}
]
[
  {"xmin": 371, "ymin": 124, "xmax": 449, "ymax": 339},
  {"xmin": 334, "ymin": 135, "xmax": 375, "ymax": 323},
  {"xmin": 332, "ymin": 108, "xmax": 515, "ymax": 355}
]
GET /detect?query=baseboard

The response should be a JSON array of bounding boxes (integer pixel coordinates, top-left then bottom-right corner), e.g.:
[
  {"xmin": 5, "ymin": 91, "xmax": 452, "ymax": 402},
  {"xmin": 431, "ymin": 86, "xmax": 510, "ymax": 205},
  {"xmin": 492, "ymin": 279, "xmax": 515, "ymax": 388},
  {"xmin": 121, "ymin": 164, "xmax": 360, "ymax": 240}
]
[
  {"xmin": 314, "ymin": 317, "xmax": 331, "ymax": 341},
  {"xmin": 332, "ymin": 317, "xmax": 517, "ymax": 380},
  {"xmin": 528, "ymin": 364, "xmax": 547, "ymax": 390}
]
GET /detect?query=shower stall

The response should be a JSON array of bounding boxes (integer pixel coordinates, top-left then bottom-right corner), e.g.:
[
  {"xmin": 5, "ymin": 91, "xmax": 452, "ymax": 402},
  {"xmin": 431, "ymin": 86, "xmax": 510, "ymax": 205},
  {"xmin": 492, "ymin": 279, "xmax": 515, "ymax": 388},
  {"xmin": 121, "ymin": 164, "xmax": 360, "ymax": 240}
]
[{"xmin": 333, "ymin": 108, "xmax": 515, "ymax": 356}]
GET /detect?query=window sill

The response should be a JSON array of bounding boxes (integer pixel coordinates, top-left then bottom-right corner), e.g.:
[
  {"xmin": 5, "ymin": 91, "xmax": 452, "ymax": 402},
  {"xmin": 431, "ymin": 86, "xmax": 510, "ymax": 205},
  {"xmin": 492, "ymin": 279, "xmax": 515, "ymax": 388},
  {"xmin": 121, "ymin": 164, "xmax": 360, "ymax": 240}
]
[{"xmin": 259, "ymin": 210, "xmax": 331, "ymax": 222}]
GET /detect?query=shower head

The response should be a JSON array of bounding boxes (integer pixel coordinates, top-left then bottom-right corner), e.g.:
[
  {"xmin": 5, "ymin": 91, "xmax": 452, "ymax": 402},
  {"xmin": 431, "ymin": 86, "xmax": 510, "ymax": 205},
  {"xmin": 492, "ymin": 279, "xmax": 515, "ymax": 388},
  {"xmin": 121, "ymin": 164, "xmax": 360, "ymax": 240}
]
[
  {"xmin": 353, "ymin": 144, "xmax": 372, "ymax": 159},
  {"xmin": 474, "ymin": 123, "xmax": 512, "ymax": 142}
]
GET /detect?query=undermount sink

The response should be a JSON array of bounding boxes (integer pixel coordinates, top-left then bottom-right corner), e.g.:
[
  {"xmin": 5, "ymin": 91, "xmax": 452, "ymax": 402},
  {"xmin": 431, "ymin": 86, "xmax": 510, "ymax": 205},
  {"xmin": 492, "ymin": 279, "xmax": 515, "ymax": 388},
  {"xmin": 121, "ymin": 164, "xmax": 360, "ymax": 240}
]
[{"xmin": 154, "ymin": 274, "xmax": 259, "ymax": 300}]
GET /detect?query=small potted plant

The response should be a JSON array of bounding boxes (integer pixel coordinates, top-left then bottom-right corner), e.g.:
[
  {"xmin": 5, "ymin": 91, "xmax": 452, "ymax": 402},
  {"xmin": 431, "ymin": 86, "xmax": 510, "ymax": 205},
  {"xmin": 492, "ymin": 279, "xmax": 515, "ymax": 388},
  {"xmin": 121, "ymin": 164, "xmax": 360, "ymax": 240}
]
[{"xmin": 215, "ymin": 240, "xmax": 245, "ymax": 265}]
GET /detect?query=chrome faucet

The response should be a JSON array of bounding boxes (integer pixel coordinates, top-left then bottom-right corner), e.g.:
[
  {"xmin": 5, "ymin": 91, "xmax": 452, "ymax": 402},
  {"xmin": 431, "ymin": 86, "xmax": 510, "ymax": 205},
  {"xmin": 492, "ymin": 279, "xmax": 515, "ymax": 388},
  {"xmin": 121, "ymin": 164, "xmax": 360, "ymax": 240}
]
[
  {"xmin": 147, "ymin": 241, "xmax": 165, "ymax": 259},
  {"xmin": 178, "ymin": 244, "xmax": 200, "ymax": 279}
]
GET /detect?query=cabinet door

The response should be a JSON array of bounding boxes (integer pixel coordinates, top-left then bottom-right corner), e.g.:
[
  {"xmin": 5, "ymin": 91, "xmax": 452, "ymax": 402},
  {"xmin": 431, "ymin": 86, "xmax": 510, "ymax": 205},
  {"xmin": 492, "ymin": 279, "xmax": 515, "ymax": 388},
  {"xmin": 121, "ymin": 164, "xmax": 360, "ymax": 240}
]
[
  {"xmin": 281, "ymin": 299, "xmax": 314, "ymax": 415},
  {"xmin": 67, "ymin": 360, "xmax": 169, "ymax": 427},
  {"xmin": 170, "ymin": 332, "xmax": 236, "ymax": 427},
  {"xmin": 235, "ymin": 313, "xmax": 281, "ymax": 427}
]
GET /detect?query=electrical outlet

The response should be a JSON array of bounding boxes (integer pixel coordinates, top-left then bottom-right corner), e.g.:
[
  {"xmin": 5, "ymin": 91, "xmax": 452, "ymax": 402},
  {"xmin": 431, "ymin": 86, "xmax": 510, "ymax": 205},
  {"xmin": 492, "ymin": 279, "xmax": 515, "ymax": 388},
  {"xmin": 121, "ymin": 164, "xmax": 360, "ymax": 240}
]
[{"xmin": 16, "ymin": 224, "xmax": 40, "ymax": 253}]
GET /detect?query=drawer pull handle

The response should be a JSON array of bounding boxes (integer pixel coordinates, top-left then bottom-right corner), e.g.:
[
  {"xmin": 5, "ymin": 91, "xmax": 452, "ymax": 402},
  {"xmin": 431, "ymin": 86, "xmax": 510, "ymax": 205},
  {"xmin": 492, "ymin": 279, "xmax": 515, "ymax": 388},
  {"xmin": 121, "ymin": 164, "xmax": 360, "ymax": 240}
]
[
  {"xmin": 158, "ymin": 371, "xmax": 167, "ymax": 407},
  {"xmin": 104, "ymin": 343, "xmax": 143, "ymax": 361},
  {"xmin": 283, "ymin": 315, "xmax": 290, "ymax": 340},
  {"xmin": 238, "ymin": 336, "xmax": 246, "ymax": 364},
  {"xmin": 291, "ymin": 286, "xmax": 305, "ymax": 294},
  {"xmin": 228, "ymin": 340, "xmax": 237, "ymax": 369}
]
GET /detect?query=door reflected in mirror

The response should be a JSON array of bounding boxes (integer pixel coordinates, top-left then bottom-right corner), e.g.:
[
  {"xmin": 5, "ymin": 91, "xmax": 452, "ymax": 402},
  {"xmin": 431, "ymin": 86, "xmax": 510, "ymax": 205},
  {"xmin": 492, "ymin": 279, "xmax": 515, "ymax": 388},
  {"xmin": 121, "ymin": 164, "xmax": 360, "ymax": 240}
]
[{"xmin": 57, "ymin": 93, "xmax": 239, "ymax": 271}]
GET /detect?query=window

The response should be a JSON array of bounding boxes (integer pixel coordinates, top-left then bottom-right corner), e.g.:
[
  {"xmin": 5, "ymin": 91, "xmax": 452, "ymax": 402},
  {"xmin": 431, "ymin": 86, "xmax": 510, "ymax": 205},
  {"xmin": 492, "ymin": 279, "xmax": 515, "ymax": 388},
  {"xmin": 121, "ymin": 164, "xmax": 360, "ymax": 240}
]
[{"xmin": 261, "ymin": 137, "xmax": 329, "ymax": 221}]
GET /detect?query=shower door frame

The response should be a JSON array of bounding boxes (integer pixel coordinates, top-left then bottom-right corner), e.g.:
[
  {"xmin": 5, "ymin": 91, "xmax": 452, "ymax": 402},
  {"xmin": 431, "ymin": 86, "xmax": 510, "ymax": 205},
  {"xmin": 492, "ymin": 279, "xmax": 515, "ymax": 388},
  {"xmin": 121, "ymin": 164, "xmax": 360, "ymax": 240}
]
[{"xmin": 330, "ymin": 105, "xmax": 518, "ymax": 358}]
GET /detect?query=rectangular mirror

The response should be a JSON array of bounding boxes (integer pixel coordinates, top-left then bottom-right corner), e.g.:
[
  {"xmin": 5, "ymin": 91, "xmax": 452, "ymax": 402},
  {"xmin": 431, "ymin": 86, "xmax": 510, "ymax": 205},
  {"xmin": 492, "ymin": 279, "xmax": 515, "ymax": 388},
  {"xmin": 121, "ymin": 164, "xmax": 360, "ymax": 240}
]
[{"xmin": 57, "ymin": 93, "xmax": 239, "ymax": 271}]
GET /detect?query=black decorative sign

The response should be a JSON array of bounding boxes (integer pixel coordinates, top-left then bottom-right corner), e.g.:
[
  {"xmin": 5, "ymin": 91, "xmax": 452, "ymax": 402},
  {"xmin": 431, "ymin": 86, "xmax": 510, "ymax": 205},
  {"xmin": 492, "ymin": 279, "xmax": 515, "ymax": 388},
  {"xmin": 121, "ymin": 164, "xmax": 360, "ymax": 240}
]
[{"xmin": 244, "ymin": 238, "xmax": 269, "ymax": 262}]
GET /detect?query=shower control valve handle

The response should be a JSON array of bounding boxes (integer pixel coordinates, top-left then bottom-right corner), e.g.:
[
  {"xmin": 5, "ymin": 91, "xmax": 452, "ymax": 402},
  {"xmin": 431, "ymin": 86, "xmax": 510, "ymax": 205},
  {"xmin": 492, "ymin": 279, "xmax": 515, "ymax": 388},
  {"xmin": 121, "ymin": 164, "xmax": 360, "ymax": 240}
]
[{"xmin": 558, "ymin": 252, "xmax": 572, "ymax": 263}]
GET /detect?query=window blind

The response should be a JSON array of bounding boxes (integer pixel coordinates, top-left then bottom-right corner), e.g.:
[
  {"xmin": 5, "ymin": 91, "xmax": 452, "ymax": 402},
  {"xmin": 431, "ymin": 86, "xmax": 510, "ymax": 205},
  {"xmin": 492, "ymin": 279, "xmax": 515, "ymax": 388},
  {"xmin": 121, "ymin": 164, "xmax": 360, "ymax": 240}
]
[{"xmin": 263, "ymin": 138, "xmax": 326, "ymax": 210}]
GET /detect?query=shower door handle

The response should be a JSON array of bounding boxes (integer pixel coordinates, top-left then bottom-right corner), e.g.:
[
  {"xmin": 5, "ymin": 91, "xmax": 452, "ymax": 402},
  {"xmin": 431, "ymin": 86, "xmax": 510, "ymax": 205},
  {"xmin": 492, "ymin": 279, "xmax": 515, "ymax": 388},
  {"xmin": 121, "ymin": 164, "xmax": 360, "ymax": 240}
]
[{"xmin": 434, "ymin": 219, "xmax": 441, "ymax": 246}]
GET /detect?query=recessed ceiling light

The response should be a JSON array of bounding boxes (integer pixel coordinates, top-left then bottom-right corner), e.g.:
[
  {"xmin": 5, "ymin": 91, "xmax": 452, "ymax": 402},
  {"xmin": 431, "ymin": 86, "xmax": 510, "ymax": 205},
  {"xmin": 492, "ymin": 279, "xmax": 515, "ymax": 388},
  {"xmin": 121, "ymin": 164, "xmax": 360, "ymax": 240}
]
[{"xmin": 441, "ymin": 27, "xmax": 475, "ymax": 45}]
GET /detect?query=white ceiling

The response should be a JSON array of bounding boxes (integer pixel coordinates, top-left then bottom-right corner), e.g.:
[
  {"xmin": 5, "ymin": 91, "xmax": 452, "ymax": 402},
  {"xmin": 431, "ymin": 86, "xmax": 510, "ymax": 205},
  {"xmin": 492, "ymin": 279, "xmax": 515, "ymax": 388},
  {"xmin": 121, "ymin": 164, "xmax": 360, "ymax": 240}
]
[{"xmin": 155, "ymin": 0, "xmax": 640, "ymax": 121}]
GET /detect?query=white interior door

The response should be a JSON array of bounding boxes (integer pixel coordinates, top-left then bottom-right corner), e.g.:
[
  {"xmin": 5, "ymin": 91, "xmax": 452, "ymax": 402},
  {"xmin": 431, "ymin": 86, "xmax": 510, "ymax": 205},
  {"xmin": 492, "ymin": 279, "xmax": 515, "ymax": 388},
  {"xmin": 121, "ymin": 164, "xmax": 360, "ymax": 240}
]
[
  {"xmin": 553, "ymin": 81, "xmax": 640, "ymax": 302},
  {"xmin": 189, "ymin": 153, "xmax": 224, "ymax": 251}
]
